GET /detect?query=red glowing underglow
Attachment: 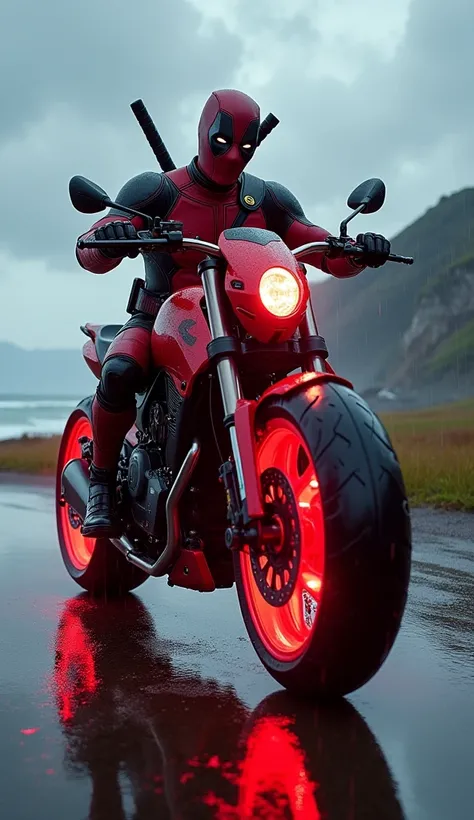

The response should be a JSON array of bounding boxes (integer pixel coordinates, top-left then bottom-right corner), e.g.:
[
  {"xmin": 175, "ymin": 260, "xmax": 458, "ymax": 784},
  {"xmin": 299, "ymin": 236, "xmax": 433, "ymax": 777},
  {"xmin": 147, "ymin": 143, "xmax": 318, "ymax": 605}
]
[
  {"xmin": 53, "ymin": 601, "xmax": 99, "ymax": 722},
  {"xmin": 20, "ymin": 728, "xmax": 40, "ymax": 736}
]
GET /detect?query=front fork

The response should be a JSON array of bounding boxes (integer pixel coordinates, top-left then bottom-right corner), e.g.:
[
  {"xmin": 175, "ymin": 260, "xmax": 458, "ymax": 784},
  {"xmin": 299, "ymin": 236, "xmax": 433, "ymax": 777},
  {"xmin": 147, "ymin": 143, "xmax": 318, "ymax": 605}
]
[
  {"xmin": 200, "ymin": 259, "xmax": 325, "ymax": 531},
  {"xmin": 200, "ymin": 262, "xmax": 246, "ymax": 499},
  {"xmin": 299, "ymin": 301, "xmax": 326, "ymax": 373}
]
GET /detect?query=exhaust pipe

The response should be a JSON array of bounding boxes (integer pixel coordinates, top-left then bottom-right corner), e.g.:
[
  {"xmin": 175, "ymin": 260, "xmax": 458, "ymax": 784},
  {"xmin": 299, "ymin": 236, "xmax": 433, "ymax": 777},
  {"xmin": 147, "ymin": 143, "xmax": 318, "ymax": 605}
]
[
  {"xmin": 61, "ymin": 442, "xmax": 201, "ymax": 579},
  {"xmin": 111, "ymin": 439, "xmax": 201, "ymax": 577},
  {"xmin": 61, "ymin": 458, "xmax": 89, "ymax": 520}
]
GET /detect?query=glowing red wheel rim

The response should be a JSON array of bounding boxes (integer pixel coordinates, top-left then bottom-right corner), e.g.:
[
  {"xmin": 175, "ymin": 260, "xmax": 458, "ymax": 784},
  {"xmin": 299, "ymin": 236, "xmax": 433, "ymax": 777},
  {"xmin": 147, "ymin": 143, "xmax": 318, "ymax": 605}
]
[
  {"xmin": 58, "ymin": 414, "xmax": 95, "ymax": 571},
  {"xmin": 240, "ymin": 418, "xmax": 325, "ymax": 662}
]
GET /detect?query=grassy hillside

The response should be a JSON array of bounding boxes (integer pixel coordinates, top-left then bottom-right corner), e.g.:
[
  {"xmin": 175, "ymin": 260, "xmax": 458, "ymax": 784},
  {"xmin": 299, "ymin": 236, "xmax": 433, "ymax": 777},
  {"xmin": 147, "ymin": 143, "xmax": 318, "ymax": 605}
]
[
  {"xmin": 427, "ymin": 317, "xmax": 474, "ymax": 377},
  {"xmin": 419, "ymin": 248, "xmax": 474, "ymax": 300},
  {"xmin": 311, "ymin": 188, "xmax": 474, "ymax": 390}
]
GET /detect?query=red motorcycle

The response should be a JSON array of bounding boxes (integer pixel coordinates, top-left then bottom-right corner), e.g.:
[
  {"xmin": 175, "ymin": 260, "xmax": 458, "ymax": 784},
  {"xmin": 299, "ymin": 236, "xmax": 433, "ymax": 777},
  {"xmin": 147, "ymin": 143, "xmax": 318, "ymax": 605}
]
[{"xmin": 57, "ymin": 173, "xmax": 414, "ymax": 697}]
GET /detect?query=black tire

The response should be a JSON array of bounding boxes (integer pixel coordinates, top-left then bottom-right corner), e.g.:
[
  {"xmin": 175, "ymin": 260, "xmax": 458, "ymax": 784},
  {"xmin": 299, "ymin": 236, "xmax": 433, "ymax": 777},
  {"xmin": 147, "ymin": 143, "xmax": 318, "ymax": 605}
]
[
  {"xmin": 233, "ymin": 381, "xmax": 412, "ymax": 697},
  {"xmin": 56, "ymin": 397, "xmax": 148, "ymax": 597}
]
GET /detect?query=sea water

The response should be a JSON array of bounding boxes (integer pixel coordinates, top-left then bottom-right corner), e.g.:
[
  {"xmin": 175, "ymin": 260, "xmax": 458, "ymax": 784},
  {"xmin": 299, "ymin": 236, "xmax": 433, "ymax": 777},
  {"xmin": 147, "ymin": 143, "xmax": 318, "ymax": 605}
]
[{"xmin": 0, "ymin": 396, "xmax": 81, "ymax": 441}]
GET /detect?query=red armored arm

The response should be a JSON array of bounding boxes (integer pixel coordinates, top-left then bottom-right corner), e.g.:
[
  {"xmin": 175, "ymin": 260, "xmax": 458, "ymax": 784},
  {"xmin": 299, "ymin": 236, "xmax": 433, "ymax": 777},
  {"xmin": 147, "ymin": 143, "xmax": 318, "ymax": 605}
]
[
  {"xmin": 263, "ymin": 181, "xmax": 365, "ymax": 278},
  {"xmin": 76, "ymin": 215, "xmax": 145, "ymax": 274}
]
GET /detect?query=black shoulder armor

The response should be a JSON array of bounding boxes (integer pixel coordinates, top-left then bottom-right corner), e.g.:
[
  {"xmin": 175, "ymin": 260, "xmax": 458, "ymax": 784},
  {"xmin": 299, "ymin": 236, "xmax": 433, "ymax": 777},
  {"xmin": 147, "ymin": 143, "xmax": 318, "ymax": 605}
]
[
  {"xmin": 238, "ymin": 172, "xmax": 267, "ymax": 212},
  {"xmin": 108, "ymin": 171, "xmax": 179, "ymax": 219},
  {"xmin": 264, "ymin": 180, "xmax": 313, "ymax": 229}
]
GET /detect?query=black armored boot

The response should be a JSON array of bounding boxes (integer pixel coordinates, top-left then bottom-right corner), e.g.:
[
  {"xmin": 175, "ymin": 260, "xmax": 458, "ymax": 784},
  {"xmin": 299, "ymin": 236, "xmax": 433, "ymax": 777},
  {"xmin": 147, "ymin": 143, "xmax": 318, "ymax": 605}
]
[{"xmin": 81, "ymin": 464, "xmax": 120, "ymax": 538}]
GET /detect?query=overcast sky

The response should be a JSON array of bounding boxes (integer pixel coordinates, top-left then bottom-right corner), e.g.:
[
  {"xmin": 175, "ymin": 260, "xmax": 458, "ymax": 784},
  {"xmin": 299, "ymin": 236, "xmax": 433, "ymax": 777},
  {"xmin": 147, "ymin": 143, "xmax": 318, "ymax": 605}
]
[{"xmin": 0, "ymin": 0, "xmax": 472, "ymax": 349}]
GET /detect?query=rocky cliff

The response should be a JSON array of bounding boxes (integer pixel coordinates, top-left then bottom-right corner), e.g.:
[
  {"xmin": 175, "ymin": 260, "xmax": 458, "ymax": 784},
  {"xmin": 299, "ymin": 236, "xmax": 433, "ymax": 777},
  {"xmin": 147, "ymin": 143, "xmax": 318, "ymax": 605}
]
[
  {"xmin": 310, "ymin": 187, "xmax": 474, "ymax": 402},
  {"xmin": 394, "ymin": 253, "xmax": 474, "ymax": 388}
]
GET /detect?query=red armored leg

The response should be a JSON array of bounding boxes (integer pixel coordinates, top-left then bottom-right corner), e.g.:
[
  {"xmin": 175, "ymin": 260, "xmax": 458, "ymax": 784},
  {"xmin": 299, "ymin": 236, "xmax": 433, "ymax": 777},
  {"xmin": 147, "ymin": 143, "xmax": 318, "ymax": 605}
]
[
  {"xmin": 91, "ymin": 327, "xmax": 151, "ymax": 469},
  {"xmin": 82, "ymin": 325, "xmax": 151, "ymax": 538}
]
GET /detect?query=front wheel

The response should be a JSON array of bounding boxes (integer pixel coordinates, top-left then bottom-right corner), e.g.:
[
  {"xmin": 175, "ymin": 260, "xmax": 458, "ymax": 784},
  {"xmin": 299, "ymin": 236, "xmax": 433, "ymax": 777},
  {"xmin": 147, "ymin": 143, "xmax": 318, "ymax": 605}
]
[
  {"xmin": 233, "ymin": 381, "xmax": 411, "ymax": 697},
  {"xmin": 56, "ymin": 397, "xmax": 148, "ymax": 597}
]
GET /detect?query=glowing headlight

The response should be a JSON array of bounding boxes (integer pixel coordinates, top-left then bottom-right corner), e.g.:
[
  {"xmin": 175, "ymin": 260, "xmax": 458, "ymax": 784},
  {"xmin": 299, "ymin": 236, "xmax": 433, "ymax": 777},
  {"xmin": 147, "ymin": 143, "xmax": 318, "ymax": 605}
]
[{"xmin": 259, "ymin": 267, "xmax": 301, "ymax": 317}]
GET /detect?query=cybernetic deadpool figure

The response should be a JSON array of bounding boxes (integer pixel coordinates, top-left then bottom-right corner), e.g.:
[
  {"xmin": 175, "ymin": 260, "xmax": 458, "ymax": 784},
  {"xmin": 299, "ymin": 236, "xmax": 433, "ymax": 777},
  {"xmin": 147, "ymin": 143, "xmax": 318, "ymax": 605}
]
[{"xmin": 76, "ymin": 88, "xmax": 391, "ymax": 537}]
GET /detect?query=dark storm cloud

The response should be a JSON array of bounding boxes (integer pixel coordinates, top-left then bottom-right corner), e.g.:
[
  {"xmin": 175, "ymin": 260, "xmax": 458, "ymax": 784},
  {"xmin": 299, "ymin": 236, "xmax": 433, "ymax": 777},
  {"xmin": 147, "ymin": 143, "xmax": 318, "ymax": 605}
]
[
  {"xmin": 0, "ymin": 0, "xmax": 241, "ymax": 266},
  {"xmin": 0, "ymin": 0, "xmax": 472, "ymax": 278},
  {"xmin": 0, "ymin": 0, "xmax": 240, "ymax": 135},
  {"xmin": 246, "ymin": 0, "xmax": 473, "ymax": 237}
]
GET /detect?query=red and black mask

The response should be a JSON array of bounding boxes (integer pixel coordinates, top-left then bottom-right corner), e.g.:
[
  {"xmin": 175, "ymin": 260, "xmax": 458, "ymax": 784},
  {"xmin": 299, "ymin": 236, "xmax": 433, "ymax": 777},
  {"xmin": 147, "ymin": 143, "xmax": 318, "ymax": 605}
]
[{"xmin": 197, "ymin": 89, "xmax": 260, "ymax": 187}]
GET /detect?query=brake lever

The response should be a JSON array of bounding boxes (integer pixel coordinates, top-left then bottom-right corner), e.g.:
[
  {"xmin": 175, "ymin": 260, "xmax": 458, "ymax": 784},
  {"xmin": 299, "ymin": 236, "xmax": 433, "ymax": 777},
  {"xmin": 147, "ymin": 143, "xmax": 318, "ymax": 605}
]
[
  {"xmin": 325, "ymin": 236, "xmax": 349, "ymax": 257},
  {"xmin": 134, "ymin": 229, "xmax": 157, "ymax": 254},
  {"xmin": 151, "ymin": 219, "xmax": 184, "ymax": 249},
  {"xmin": 325, "ymin": 235, "xmax": 414, "ymax": 265},
  {"xmin": 135, "ymin": 222, "xmax": 184, "ymax": 253}
]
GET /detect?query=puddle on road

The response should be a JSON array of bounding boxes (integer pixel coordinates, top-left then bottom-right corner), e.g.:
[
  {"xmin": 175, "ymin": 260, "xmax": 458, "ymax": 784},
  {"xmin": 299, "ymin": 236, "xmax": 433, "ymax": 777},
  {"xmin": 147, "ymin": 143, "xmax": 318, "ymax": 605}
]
[{"xmin": 0, "ymin": 493, "xmax": 473, "ymax": 819}]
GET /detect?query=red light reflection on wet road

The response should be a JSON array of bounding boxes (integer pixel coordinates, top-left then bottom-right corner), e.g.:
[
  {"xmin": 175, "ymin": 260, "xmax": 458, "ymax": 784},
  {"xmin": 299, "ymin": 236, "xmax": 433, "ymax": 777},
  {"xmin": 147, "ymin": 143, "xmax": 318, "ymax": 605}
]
[
  {"xmin": 48, "ymin": 596, "xmax": 401, "ymax": 819},
  {"xmin": 53, "ymin": 599, "xmax": 98, "ymax": 723},
  {"xmin": 51, "ymin": 596, "xmax": 321, "ymax": 817},
  {"xmin": 181, "ymin": 716, "xmax": 321, "ymax": 818},
  {"xmin": 237, "ymin": 716, "xmax": 321, "ymax": 819}
]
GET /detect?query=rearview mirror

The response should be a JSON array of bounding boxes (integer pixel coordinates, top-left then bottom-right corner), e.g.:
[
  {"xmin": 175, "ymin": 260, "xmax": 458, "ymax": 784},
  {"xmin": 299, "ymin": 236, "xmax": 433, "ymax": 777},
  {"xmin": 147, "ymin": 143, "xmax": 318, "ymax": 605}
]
[
  {"xmin": 69, "ymin": 176, "xmax": 111, "ymax": 214},
  {"xmin": 347, "ymin": 178, "xmax": 386, "ymax": 214}
]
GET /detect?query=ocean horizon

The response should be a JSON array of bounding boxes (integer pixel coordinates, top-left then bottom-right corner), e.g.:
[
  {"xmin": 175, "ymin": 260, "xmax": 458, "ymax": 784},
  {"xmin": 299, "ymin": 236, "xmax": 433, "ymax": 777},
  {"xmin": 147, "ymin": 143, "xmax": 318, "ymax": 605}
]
[{"xmin": 0, "ymin": 394, "xmax": 85, "ymax": 441}]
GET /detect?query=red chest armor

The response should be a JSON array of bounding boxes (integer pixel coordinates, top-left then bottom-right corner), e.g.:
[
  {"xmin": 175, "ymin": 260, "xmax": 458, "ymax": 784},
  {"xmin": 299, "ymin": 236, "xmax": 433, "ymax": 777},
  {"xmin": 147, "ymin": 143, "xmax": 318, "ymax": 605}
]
[
  {"xmin": 157, "ymin": 165, "xmax": 268, "ymax": 289},
  {"xmin": 166, "ymin": 166, "xmax": 267, "ymax": 241}
]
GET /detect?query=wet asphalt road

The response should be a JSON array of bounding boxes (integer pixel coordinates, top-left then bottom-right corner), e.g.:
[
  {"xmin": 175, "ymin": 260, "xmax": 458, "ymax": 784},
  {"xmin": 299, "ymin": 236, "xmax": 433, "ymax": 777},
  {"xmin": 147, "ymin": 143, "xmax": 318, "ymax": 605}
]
[{"xmin": 0, "ymin": 478, "xmax": 472, "ymax": 820}]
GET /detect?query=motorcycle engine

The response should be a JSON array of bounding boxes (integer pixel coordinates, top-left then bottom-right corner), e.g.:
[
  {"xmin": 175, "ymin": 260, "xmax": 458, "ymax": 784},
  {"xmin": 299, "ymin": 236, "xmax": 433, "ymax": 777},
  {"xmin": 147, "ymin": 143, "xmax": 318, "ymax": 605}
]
[
  {"xmin": 128, "ymin": 447, "xmax": 152, "ymax": 499},
  {"xmin": 148, "ymin": 401, "xmax": 167, "ymax": 446},
  {"xmin": 127, "ymin": 446, "xmax": 169, "ymax": 536}
]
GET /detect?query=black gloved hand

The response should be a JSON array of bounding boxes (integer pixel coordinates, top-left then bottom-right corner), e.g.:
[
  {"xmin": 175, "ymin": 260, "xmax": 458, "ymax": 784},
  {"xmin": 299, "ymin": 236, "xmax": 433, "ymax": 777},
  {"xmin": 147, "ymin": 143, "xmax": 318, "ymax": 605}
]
[
  {"xmin": 355, "ymin": 232, "xmax": 391, "ymax": 268},
  {"xmin": 94, "ymin": 220, "xmax": 139, "ymax": 259}
]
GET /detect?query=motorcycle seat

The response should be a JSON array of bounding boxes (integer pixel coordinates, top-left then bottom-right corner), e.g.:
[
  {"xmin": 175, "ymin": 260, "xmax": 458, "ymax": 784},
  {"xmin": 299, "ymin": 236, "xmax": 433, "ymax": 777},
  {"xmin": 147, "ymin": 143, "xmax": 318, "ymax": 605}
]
[{"xmin": 95, "ymin": 324, "xmax": 122, "ymax": 363}]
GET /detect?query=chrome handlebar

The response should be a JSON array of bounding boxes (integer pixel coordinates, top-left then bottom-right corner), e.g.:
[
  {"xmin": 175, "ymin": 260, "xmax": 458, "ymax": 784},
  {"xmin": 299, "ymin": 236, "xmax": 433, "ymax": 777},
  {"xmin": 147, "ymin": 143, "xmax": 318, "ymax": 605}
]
[
  {"xmin": 76, "ymin": 235, "xmax": 329, "ymax": 259},
  {"xmin": 76, "ymin": 236, "xmax": 414, "ymax": 265}
]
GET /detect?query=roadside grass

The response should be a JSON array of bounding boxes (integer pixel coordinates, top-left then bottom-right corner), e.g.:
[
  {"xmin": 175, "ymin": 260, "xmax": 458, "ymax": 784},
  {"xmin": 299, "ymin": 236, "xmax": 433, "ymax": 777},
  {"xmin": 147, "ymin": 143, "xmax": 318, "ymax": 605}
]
[
  {"xmin": 0, "ymin": 435, "xmax": 60, "ymax": 475},
  {"xmin": 380, "ymin": 399, "xmax": 474, "ymax": 511},
  {"xmin": 0, "ymin": 399, "xmax": 473, "ymax": 510}
]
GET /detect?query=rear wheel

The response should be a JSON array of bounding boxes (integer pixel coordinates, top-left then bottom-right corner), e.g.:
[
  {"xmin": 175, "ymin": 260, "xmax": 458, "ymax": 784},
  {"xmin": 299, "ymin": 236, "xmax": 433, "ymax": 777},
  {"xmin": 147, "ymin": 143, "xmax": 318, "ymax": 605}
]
[
  {"xmin": 56, "ymin": 397, "xmax": 148, "ymax": 597},
  {"xmin": 233, "ymin": 381, "xmax": 411, "ymax": 697}
]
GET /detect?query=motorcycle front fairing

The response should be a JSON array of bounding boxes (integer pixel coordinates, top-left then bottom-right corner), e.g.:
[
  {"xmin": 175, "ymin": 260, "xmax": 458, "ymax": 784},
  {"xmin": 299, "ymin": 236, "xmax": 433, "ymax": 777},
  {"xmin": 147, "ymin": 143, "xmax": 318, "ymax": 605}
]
[{"xmin": 220, "ymin": 228, "xmax": 310, "ymax": 344}]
